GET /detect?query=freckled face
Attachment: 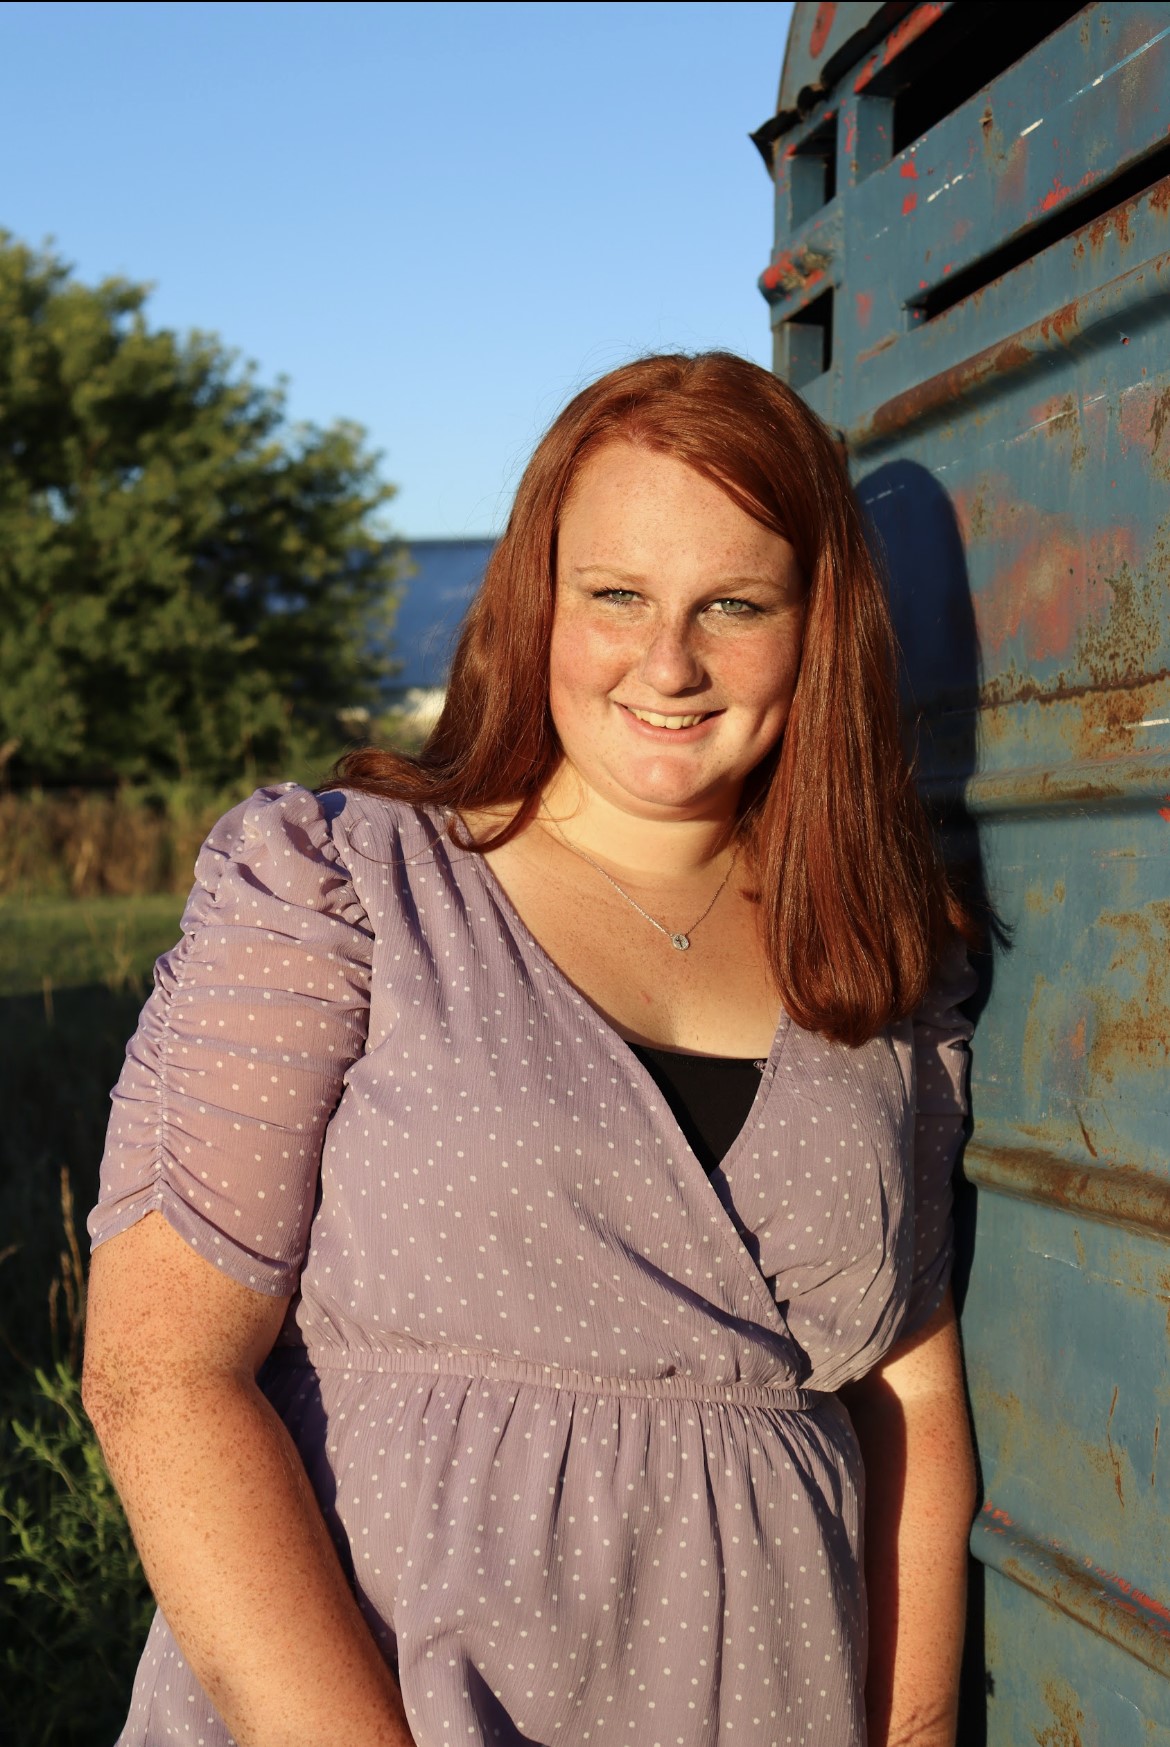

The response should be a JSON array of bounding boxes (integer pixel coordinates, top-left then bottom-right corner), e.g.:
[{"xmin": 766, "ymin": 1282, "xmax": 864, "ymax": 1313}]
[{"xmin": 548, "ymin": 442, "xmax": 806, "ymax": 821}]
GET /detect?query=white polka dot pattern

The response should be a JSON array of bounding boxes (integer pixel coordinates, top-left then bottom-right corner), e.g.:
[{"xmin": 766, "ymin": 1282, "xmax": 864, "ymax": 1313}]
[{"xmin": 88, "ymin": 785, "xmax": 975, "ymax": 1747}]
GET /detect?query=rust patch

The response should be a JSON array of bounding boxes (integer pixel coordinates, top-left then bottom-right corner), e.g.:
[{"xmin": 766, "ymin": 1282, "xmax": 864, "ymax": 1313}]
[
  {"xmin": 1117, "ymin": 380, "xmax": 1170, "ymax": 474},
  {"xmin": 1088, "ymin": 899, "xmax": 1170, "ymax": 1088},
  {"xmin": 854, "ymin": 290, "xmax": 873, "ymax": 329},
  {"xmin": 997, "ymin": 133, "xmax": 1030, "ymax": 211},
  {"xmin": 855, "ymin": 332, "xmax": 897, "ymax": 365},
  {"xmin": 1106, "ymin": 1385, "xmax": 1126, "ymax": 1508},
  {"xmin": 1077, "ymin": 563, "xmax": 1168, "ymax": 699},
  {"xmin": 1075, "ymin": 1106, "xmax": 1097, "ymax": 1159},
  {"xmin": 1033, "ymin": 1681, "xmax": 1085, "ymax": 1747}
]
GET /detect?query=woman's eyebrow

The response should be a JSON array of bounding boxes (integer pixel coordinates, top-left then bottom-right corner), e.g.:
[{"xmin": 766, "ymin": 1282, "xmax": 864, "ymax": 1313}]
[{"xmin": 572, "ymin": 562, "xmax": 787, "ymax": 591}]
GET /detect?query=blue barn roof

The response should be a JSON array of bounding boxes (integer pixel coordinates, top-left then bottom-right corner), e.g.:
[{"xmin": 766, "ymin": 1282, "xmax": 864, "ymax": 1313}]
[{"xmin": 387, "ymin": 537, "xmax": 495, "ymax": 689}]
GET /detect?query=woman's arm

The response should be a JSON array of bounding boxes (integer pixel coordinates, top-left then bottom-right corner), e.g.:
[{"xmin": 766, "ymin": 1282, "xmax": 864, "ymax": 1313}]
[
  {"xmin": 840, "ymin": 1292, "xmax": 976, "ymax": 1747},
  {"xmin": 83, "ymin": 1212, "xmax": 413, "ymax": 1747}
]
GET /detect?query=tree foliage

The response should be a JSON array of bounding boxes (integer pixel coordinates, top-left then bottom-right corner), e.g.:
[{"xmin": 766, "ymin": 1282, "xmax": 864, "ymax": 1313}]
[{"xmin": 0, "ymin": 232, "xmax": 400, "ymax": 787}]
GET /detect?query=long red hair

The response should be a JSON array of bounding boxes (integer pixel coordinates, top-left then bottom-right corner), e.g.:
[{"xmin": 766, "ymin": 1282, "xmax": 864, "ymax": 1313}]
[{"xmin": 330, "ymin": 351, "xmax": 964, "ymax": 1045}]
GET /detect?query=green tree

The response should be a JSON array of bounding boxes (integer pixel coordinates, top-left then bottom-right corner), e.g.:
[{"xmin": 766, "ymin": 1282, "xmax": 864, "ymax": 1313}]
[{"xmin": 0, "ymin": 233, "xmax": 400, "ymax": 787}]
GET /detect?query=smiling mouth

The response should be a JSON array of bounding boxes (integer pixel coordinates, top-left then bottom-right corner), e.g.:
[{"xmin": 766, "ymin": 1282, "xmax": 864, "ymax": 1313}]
[{"xmin": 623, "ymin": 706, "xmax": 714, "ymax": 730}]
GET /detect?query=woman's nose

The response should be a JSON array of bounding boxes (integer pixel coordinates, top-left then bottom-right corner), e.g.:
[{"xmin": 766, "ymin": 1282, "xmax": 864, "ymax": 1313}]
[{"xmin": 636, "ymin": 618, "xmax": 706, "ymax": 693}]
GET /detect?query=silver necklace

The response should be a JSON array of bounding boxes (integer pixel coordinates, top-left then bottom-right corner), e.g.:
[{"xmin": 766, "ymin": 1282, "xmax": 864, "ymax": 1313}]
[{"xmin": 541, "ymin": 805, "xmax": 739, "ymax": 952}]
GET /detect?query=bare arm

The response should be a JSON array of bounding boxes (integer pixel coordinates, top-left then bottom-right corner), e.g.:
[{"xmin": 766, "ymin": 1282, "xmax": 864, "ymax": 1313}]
[
  {"xmin": 83, "ymin": 1212, "xmax": 413, "ymax": 1747},
  {"xmin": 840, "ymin": 1292, "xmax": 976, "ymax": 1747}
]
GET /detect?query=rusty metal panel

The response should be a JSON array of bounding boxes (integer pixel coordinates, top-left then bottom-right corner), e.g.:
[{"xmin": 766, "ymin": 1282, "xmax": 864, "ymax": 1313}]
[{"xmin": 760, "ymin": 4, "xmax": 1170, "ymax": 1739}]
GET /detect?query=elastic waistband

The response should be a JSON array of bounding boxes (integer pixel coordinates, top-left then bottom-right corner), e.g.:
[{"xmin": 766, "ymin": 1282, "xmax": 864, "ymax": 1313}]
[{"xmin": 280, "ymin": 1344, "xmax": 819, "ymax": 1410}]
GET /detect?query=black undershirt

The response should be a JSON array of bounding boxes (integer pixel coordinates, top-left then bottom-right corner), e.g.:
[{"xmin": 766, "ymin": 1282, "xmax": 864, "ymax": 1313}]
[{"xmin": 629, "ymin": 1044, "xmax": 764, "ymax": 1177}]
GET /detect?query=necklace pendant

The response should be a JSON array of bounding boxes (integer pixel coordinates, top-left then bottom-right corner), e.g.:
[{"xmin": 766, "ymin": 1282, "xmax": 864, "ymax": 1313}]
[{"xmin": 670, "ymin": 932, "xmax": 691, "ymax": 951}]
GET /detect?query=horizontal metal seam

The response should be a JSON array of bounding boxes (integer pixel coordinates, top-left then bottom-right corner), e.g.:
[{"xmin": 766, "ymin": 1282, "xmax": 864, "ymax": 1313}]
[
  {"xmin": 971, "ymin": 1511, "xmax": 1170, "ymax": 1677},
  {"xmin": 963, "ymin": 1139, "xmax": 1170, "ymax": 1241},
  {"xmin": 920, "ymin": 751, "xmax": 1170, "ymax": 818},
  {"xmin": 845, "ymin": 243, "xmax": 1170, "ymax": 452}
]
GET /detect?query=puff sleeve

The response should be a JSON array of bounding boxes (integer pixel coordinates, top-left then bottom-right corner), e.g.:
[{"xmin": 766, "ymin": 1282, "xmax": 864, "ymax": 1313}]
[
  {"xmin": 87, "ymin": 784, "xmax": 373, "ymax": 1295},
  {"xmin": 901, "ymin": 937, "xmax": 977, "ymax": 1339}
]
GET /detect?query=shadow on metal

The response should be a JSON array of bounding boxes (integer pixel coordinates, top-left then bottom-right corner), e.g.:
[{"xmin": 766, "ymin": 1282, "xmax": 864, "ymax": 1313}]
[{"xmin": 858, "ymin": 455, "xmax": 997, "ymax": 1745}]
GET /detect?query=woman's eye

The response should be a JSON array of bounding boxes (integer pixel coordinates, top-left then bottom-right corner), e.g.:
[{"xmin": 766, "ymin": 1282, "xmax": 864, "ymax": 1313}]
[
  {"xmin": 708, "ymin": 597, "xmax": 757, "ymax": 617},
  {"xmin": 593, "ymin": 588, "xmax": 639, "ymax": 604}
]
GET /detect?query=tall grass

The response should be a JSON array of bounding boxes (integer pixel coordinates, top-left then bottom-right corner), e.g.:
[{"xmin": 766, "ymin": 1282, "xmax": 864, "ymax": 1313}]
[
  {"xmin": 0, "ymin": 898, "xmax": 182, "ymax": 1744},
  {"xmin": 0, "ymin": 1178, "xmax": 154, "ymax": 1747}
]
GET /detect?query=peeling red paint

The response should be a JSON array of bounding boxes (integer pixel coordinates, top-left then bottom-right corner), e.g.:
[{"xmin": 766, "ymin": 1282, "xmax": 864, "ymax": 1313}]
[
  {"xmin": 843, "ymin": 109, "xmax": 857, "ymax": 156},
  {"xmin": 852, "ymin": 1, "xmax": 945, "ymax": 93},
  {"xmin": 1034, "ymin": 168, "xmax": 1097, "ymax": 219},
  {"xmin": 902, "ymin": 192, "xmax": 918, "ymax": 216},
  {"xmin": 873, "ymin": 4, "xmax": 944, "ymax": 69},
  {"xmin": 952, "ymin": 481, "xmax": 1139, "ymax": 662},
  {"xmin": 855, "ymin": 290, "xmax": 873, "ymax": 329},
  {"xmin": 808, "ymin": 1, "xmax": 837, "ymax": 58},
  {"xmin": 900, "ymin": 160, "xmax": 918, "ymax": 181},
  {"xmin": 852, "ymin": 52, "xmax": 878, "ymax": 93},
  {"xmin": 1159, "ymin": 795, "xmax": 1170, "ymax": 823},
  {"xmin": 1040, "ymin": 174, "xmax": 1073, "ymax": 213}
]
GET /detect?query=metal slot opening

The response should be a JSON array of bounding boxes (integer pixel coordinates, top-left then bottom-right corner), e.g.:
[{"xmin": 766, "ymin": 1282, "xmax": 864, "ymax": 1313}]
[
  {"xmin": 776, "ymin": 288, "xmax": 834, "ymax": 390},
  {"xmin": 910, "ymin": 139, "xmax": 1170, "ymax": 325},
  {"xmin": 863, "ymin": 2, "xmax": 1083, "ymax": 156},
  {"xmin": 789, "ymin": 116, "xmax": 838, "ymax": 226}
]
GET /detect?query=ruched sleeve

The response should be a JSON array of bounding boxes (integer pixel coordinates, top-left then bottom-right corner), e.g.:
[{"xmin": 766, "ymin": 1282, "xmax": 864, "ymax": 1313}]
[
  {"xmin": 901, "ymin": 937, "xmax": 977, "ymax": 1338},
  {"xmin": 87, "ymin": 784, "xmax": 373, "ymax": 1295}
]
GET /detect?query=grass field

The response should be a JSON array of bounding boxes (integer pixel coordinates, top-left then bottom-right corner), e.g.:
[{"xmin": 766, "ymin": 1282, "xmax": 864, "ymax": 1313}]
[{"xmin": 1, "ymin": 894, "xmax": 183, "ymax": 1746}]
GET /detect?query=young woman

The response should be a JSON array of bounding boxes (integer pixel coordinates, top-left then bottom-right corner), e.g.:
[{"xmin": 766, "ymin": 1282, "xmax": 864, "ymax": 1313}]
[{"xmin": 85, "ymin": 351, "xmax": 976, "ymax": 1747}]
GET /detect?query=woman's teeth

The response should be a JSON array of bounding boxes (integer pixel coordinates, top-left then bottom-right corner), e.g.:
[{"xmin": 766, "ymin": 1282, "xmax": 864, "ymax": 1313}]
[{"xmin": 627, "ymin": 708, "xmax": 708, "ymax": 729}]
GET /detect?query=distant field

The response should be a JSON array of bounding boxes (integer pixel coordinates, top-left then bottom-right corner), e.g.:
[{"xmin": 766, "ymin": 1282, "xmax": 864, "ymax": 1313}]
[{"xmin": 0, "ymin": 892, "xmax": 184, "ymax": 998}]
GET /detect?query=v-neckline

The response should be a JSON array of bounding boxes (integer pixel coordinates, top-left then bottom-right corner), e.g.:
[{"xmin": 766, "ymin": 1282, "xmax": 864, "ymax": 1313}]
[{"xmin": 461, "ymin": 829, "xmax": 796, "ymax": 1341}]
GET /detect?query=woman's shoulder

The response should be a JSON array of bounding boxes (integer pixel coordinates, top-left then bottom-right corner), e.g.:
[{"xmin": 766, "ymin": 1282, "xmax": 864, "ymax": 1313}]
[
  {"xmin": 189, "ymin": 783, "xmax": 450, "ymax": 930},
  {"xmin": 202, "ymin": 782, "xmax": 444, "ymax": 862}
]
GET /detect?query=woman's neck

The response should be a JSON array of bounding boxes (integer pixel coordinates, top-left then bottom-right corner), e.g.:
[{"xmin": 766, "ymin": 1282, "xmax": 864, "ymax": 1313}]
[{"xmin": 539, "ymin": 765, "xmax": 739, "ymax": 880}]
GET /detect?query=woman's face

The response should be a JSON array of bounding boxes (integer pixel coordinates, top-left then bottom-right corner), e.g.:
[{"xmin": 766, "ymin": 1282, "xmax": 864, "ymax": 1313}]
[{"xmin": 549, "ymin": 441, "xmax": 806, "ymax": 822}]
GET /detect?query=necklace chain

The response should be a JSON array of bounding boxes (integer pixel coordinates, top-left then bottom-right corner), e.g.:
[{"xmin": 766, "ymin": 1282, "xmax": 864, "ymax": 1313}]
[{"xmin": 540, "ymin": 804, "xmax": 738, "ymax": 951}]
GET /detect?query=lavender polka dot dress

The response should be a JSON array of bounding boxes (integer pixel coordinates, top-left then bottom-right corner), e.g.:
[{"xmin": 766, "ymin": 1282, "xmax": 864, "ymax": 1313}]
[{"xmin": 89, "ymin": 785, "xmax": 975, "ymax": 1747}]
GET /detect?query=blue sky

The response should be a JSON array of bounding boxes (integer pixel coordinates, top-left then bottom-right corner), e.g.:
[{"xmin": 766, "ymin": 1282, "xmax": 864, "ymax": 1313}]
[{"xmin": 1, "ymin": 0, "xmax": 792, "ymax": 535}]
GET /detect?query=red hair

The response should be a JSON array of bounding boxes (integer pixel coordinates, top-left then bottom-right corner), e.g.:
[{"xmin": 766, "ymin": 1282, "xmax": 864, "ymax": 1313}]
[{"xmin": 330, "ymin": 351, "xmax": 966, "ymax": 1045}]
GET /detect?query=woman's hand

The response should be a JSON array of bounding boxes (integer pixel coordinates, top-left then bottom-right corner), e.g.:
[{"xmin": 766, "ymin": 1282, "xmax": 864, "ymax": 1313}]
[
  {"xmin": 83, "ymin": 1212, "xmax": 414, "ymax": 1747},
  {"xmin": 840, "ymin": 1291, "xmax": 976, "ymax": 1747}
]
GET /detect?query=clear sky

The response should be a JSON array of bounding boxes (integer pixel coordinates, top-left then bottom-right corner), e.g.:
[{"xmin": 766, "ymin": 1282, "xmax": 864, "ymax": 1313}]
[{"xmin": 0, "ymin": 0, "xmax": 793, "ymax": 535}]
